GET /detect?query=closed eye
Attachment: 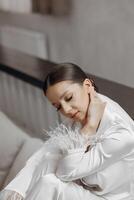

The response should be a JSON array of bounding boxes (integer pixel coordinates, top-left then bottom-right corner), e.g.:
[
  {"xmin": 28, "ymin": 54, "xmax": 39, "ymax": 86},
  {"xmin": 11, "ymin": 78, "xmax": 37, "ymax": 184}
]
[
  {"xmin": 56, "ymin": 95, "xmax": 73, "ymax": 111},
  {"xmin": 65, "ymin": 95, "xmax": 72, "ymax": 102}
]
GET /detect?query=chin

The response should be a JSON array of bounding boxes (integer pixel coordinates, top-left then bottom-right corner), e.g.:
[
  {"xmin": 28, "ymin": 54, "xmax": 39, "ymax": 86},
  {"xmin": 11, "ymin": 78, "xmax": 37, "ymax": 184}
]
[{"xmin": 77, "ymin": 116, "xmax": 85, "ymax": 123}]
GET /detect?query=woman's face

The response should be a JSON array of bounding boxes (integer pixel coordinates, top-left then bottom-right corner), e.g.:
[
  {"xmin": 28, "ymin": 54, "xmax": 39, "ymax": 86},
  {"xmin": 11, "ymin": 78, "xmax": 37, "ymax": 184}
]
[{"xmin": 46, "ymin": 79, "xmax": 93, "ymax": 124}]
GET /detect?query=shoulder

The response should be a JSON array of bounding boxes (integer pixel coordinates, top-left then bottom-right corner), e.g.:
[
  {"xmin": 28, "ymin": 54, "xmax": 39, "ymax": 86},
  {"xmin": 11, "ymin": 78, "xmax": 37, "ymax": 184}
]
[{"xmin": 97, "ymin": 93, "xmax": 134, "ymax": 124}]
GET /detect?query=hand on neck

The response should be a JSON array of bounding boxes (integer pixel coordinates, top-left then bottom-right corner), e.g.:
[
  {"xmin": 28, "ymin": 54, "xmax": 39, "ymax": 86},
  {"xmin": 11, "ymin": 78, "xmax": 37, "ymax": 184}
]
[{"xmin": 81, "ymin": 94, "xmax": 106, "ymax": 136}]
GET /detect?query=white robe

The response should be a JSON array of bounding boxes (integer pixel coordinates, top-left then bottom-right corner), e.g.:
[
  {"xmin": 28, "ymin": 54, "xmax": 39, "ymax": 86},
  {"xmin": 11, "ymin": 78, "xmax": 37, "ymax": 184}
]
[{"xmin": 0, "ymin": 93, "xmax": 134, "ymax": 200}]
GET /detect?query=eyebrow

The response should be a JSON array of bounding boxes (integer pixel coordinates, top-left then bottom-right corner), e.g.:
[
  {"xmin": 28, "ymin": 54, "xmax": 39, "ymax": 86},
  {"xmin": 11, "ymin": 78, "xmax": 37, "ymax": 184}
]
[{"xmin": 60, "ymin": 90, "xmax": 69, "ymax": 99}]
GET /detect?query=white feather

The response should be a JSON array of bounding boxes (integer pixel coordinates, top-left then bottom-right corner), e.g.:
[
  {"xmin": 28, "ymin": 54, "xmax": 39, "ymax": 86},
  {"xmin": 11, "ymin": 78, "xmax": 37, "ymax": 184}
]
[{"xmin": 43, "ymin": 123, "xmax": 106, "ymax": 155}]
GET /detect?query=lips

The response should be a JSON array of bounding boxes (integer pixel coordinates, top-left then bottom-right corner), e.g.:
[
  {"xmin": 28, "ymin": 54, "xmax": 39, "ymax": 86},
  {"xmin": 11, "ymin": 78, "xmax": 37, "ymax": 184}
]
[{"xmin": 72, "ymin": 111, "xmax": 79, "ymax": 118}]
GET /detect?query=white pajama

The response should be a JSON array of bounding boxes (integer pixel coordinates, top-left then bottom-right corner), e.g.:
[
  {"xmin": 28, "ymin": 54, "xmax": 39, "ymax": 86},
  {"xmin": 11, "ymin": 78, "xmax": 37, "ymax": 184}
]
[
  {"xmin": 1, "ymin": 93, "xmax": 134, "ymax": 200},
  {"xmin": 25, "ymin": 173, "xmax": 105, "ymax": 200}
]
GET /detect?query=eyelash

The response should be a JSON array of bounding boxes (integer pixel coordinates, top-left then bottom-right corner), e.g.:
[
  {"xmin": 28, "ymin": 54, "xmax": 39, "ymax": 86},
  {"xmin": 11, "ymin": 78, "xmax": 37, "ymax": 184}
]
[
  {"xmin": 66, "ymin": 96, "xmax": 72, "ymax": 102},
  {"xmin": 56, "ymin": 96, "xmax": 72, "ymax": 111}
]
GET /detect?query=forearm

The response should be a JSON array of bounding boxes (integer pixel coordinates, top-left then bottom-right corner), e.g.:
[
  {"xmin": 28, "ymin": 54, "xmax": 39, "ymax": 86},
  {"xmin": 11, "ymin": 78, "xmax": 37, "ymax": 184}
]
[{"xmin": 56, "ymin": 125, "xmax": 134, "ymax": 182}]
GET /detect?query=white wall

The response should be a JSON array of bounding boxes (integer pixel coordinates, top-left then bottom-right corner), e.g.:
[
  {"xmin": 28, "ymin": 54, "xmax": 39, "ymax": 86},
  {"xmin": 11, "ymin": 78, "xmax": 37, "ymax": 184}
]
[
  {"xmin": 0, "ymin": 0, "xmax": 134, "ymax": 88},
  {"xmin": 72, "ymin": 0, "xmax": 134, "ymax": 88}
]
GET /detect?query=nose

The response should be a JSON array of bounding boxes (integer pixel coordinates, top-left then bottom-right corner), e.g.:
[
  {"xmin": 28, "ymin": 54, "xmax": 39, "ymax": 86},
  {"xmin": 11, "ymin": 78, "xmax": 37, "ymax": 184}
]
[{"xmin": 61, "ymin": 102, "xmax": 72, "ymax": 116}]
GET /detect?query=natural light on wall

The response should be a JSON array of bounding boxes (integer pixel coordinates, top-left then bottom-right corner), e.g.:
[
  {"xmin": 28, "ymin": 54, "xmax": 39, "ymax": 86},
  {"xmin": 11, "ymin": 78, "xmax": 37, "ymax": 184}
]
[{"xmin": 0, "ymin": 0, "xmax": 32, "ymax": 13}]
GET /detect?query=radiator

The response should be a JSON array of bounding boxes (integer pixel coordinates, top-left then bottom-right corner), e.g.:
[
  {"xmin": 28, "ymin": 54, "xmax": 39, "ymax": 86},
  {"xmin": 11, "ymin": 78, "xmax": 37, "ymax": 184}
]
[
  {"xmin": 0, "ymin": 26, "xmax": 48, "ymax": 59},
  {"xmin": 0, "ymin": 71, "xmax": 59, "ymax": 140}
]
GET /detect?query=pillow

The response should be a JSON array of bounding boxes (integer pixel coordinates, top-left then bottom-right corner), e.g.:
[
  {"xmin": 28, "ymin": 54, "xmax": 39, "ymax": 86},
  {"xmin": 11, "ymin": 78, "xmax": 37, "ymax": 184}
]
[
  {"xmin": 3, "ymin": 137, "xmax": 43, "ymax": 187},
  {"xmin": 0, "ymin": 111, "xmax": 29, "ymax": 188}
]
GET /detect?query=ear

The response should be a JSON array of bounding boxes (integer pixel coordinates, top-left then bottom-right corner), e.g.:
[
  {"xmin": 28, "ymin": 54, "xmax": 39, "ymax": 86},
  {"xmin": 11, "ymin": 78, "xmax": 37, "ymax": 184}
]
[{"xmin": 83, "ymin": 78, "xmax": 93, "ymax": 94}]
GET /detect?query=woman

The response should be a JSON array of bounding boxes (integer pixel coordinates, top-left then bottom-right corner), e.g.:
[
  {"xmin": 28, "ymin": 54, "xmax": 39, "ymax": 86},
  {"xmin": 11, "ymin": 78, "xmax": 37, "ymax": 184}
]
[{"xmin": 0, "ymin": 63, "xmax": 134, "ymax": 200}]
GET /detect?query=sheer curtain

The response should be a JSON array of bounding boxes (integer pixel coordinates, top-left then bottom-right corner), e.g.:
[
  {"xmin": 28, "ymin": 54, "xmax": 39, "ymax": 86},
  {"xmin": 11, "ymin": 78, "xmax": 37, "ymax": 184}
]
[{"xmin": 0, "ymin": 0, "xmax": 32, "ymax": 13}]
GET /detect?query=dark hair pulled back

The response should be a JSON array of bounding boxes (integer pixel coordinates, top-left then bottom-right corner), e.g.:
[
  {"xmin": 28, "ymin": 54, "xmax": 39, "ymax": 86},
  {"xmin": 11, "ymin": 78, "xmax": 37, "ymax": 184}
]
[{"xmin": 43, "ymin": 63, "xmax": 98, "ymax": 95}]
